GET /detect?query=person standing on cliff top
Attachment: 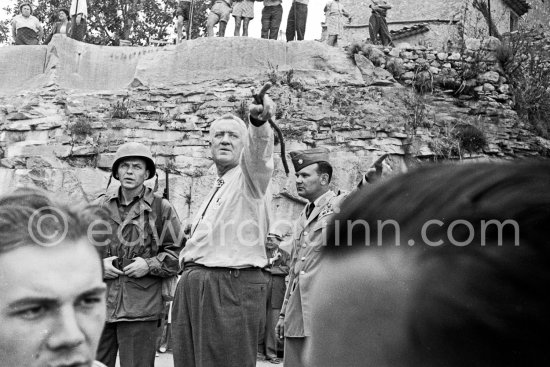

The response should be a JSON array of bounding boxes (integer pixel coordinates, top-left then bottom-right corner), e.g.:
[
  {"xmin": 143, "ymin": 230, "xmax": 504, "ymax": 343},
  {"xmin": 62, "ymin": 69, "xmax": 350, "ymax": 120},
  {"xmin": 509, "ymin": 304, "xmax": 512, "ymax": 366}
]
[
  {"xmin": 69, "ymin": 0, "xmax": 87, "ymax": 42},
  {"xmin": 207, "ymin": 0, "xmax": 233, "ymax": 36},
  {"xmin": 260, "ymin": 0, "xmax": 283, "ymax": 40},
  {"xmin": 11, "ymin": 3, "xmax": 43, "ymax": 45},
  {"xmin": 175, "ymin": 0, "xmax": 192, "ymax": 42},
  {"xmin": 369, "ymin": 0, "xmax": 393, "ymax": 46},
  {"xmin": 232, "ymin": 0, "xmax": 255, "ymax": 36},
  {"xmin": 324, "ymin": 0, "xmax": 351, "ymax": 47},
  {"xmin": 286, "ymin": 0, "xmax": 309, "ymax": 41}
]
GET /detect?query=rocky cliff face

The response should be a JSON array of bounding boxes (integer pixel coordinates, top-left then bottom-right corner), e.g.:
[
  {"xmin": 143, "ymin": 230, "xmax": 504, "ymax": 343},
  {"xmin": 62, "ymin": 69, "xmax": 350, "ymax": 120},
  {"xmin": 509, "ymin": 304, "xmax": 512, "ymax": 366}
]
[{"xmin": 0, "ymin": 37, "xmax": 547, "ymax": 238}]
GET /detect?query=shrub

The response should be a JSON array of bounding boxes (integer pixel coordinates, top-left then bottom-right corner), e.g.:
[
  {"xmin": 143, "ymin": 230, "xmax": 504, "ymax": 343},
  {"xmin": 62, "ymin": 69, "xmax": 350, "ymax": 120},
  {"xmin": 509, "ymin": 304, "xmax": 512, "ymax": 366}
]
[
  {"xmin": 402, "ymin": 92, "xmax": 430, "ymax": 130},
  {"xmin": 495, "ymin": 43, "xmax": 513, "ymax": 68},
  {"xmin": 234, "ymin": 100, "xmax": 249, "ymax": 123},
  {"xmin": 455, "ymin": 124, "xmax": 487, "ymax": 152},
  {"xmin": 111, "ymin": 95, "xmax": 133, "ymax": 119},
  {"xmin": 266, "ymin": 62, "xmax": 281, "ymax": 85},
  {"xmin": 69, "ymin": 118, "xmax": 93, "ymax": 136},
  {"xmin": 503, "ymin": 30, "xmax": 550, "ymax": 138},
  {"xmin": 386, "ymin": 57, "xmax": 404, "ymax": 78},
  {"xmin": 347, "ymin": 42, "xmax": 363, "ymax": 61}
]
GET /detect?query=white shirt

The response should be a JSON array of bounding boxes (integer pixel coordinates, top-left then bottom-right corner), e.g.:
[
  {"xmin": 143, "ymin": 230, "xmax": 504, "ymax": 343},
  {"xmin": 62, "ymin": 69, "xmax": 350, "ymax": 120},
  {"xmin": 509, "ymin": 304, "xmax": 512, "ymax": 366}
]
[
  {"xmin": 70, "ymin": 0, "xmax": 88, "ymax": 17},
  {"xmin": 180, "ymin": 122, "xmax": 274, "ymax": 268},
  {"xmin": 12, "ymin": 15, "xmax": 41, "ymax": 32}
]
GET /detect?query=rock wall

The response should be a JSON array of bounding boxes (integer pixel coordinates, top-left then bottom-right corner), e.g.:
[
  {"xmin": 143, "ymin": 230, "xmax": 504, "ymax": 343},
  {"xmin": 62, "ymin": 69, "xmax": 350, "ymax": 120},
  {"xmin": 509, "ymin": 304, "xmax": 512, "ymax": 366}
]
[
  {"xmin": 0, "ymin": 37, "xmax": 548, "ymax": 239},
  {"xmin": 369, "ymin": 36, "xmax": 513, "ymax": 103},
  {"xmin": 525, "ymin": 0, "xmax": 550, "ymax": 31},
  {"xmin": 0, "ymin": 35, "xmax": 362, "ymax": 94}
]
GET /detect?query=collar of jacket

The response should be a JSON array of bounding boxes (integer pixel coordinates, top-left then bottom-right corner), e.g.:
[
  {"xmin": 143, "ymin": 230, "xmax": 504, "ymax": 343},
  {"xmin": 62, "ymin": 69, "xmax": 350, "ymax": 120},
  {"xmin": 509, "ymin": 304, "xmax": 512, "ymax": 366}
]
[
  {"xmin": 104, "ymin": 186, "xmax": 155, "ymax": 224},
  {"xmin": 303, "ymin": 190, "xmax": 336, "ymax": 227}
]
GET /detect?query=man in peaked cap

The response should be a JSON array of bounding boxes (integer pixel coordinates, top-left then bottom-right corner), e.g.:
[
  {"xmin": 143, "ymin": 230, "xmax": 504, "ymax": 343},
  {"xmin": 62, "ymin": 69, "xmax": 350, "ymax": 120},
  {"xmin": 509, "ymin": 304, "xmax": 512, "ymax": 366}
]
[
  {"xmin": 275, "ymin": 147, "xmax": 347, "ymax": 367},
  {"xmin": 258, "ymin": 231, "xmax": 290, "ymax": 363},
  {"xmin": 96, "ymin": 142, "xmax": 183, "ymax": 367}
]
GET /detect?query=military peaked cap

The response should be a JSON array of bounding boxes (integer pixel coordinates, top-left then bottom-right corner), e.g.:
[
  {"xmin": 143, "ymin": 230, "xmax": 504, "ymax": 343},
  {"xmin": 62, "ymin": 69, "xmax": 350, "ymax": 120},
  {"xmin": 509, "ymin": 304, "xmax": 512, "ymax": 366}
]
[{"xmin": 289, "ymin": 147, "xmax": 331, "ymax": 172}]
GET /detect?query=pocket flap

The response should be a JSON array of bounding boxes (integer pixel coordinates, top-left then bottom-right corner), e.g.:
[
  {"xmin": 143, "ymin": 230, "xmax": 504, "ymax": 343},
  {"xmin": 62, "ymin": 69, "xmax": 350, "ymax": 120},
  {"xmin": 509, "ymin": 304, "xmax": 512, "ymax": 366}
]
[{"xmin": 126, "ymin": 276, "xmax": 159, "ymax": 289}]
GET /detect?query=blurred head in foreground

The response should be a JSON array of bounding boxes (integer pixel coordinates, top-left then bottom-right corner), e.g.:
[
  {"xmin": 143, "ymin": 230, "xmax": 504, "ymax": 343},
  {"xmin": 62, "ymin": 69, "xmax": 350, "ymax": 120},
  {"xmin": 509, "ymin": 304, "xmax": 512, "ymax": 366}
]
[
  {"xmin": 0, "ymin": 188, "xmax": 109, "ymax": 367},
  {"xmin": 306, "ymin": 161, "xmax": 550, "ymax": 367}
]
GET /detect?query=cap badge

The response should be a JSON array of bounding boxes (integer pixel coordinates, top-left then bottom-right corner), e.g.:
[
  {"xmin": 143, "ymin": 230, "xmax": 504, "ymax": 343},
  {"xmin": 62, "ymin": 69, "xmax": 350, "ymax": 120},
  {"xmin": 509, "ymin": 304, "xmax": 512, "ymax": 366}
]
[{"xmin": 298, "ymin": 159, "xmax": 303, "ymax": 164}]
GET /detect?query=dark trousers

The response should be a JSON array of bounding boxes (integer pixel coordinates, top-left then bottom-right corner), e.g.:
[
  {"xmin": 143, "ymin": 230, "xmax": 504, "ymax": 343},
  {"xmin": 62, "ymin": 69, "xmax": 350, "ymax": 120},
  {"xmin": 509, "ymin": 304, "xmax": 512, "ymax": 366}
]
[
  {"xmin": 70, "ymin": 15, "xmax": 87, "ymax": 42},
  {"xmin": 97, "ymin": 320, "xmax": 160, "ymax": 367},
  {"xmin": 258, "ymin": 275, "xmax": 281, "ymax": 359},
  {"xmin": 284, "ymin": 337, "xmax": 306, "ymax": 367},
  {"xmin": 286, "ymin": 3, "xmax": 308, "ymax": 41},
  {"xmin": 172, "ymin": 265, "xmax": 268, "ymax": 367},
  {"xmin": 261, "ymin": 4, "xmax": 283, "ymax": 40},
  {"xmin": 369, "ymin": 13, "xmax": 393, "ymax": 46}
]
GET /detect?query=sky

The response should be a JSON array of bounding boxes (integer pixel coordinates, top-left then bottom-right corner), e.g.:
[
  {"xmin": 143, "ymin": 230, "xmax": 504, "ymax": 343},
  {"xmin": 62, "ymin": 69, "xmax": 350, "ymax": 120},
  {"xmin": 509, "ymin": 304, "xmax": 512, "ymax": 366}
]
[{"xmin": 1, "ymin": 0, "xmax": 328, "ymax": 43}]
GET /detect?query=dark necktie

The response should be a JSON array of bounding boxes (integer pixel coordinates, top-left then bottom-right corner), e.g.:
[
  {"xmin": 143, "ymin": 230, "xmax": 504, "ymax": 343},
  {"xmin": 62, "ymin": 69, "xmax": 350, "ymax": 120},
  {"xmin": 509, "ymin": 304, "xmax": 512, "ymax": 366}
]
[{"xmin": 305, "ymin": 202, "xmax": 315, "ymax": 219}]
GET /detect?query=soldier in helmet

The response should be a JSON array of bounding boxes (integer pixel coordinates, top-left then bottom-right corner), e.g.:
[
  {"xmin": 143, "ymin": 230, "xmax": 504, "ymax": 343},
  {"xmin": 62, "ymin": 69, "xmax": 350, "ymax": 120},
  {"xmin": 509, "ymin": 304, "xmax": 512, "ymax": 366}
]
[{"xmin": 96, "ymin": 142, "xmax": 183, "ymax": 367}]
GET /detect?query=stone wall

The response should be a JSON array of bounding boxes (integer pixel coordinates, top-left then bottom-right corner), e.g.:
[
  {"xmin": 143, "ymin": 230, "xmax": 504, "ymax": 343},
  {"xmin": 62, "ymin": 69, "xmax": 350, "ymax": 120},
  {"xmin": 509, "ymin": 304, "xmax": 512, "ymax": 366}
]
[
  {"xmin": 323, "ymin": 23, "xmax": 459, "ymax": 50},
  {"xmin": 0, "ymin": 37, "xmax": 548, "ymax": 239},
  {"xmin": 333, "ymin": 0, "xmax": 549, "ymax": 51},
  {"xmin": 524, "ymin": 0, "xmax": 550, "ymax": 31}
]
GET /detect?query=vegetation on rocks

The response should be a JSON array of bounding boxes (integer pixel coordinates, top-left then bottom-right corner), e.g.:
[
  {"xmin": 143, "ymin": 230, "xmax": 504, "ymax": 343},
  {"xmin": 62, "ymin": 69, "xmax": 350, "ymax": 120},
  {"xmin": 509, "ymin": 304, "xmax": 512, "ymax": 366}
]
[
  {"xmin": 501, "ymin": 31, "xmax": 550, "ymax": 138},
  {"xmin": 68, "ymin": 117, "xmax": 93, "ymax": 137}
]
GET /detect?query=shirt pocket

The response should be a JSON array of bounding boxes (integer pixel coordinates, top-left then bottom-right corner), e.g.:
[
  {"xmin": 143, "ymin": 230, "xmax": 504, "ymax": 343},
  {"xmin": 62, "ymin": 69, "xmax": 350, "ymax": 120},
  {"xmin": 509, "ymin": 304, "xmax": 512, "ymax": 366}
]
[{"xmin": 309, "ymin": 217, "xmax": 332, "ymax": 252}]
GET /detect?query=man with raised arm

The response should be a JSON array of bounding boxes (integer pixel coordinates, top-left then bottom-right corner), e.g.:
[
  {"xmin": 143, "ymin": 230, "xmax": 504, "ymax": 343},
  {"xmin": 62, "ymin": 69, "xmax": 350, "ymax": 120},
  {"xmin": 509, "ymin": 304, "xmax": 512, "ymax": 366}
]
[{"xmin": 172, "ymin": 88, "xmax": 276, "ymax": 367}]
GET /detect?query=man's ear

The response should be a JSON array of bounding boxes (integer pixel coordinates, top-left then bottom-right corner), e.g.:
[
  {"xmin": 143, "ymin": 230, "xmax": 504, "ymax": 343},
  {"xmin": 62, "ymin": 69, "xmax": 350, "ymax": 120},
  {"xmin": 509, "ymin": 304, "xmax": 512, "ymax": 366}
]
[
  {"xmin": 321, "ymin": 173, "xmax": 330, "ymax": 186},
  {"xmin": 145, "ymin": 169, "xmax": 150, "ymax": 179}
]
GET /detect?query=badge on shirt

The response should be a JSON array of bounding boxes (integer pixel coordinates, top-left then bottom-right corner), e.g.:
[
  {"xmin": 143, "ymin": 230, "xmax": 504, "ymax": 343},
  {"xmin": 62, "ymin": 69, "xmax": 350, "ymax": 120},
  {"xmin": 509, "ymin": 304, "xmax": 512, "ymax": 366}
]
[{"xmin": 318, "ymin": 202, "xmax": 335, "ymax": 219}]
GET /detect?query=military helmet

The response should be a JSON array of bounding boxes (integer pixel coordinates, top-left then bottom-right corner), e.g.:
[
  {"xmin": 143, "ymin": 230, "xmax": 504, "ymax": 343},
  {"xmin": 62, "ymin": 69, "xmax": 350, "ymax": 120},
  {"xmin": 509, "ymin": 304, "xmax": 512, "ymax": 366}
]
[{"xmin": 111, "ymin": 142, "xmax": 156, "ymax": 180}]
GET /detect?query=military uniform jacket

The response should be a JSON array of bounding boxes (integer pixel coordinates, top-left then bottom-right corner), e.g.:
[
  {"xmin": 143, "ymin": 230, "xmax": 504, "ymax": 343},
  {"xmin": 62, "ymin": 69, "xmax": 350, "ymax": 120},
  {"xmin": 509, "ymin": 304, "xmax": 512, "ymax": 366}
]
[
  {"xmin": 281, "ymin": 190, "xmax": 346, "ymax": 337},
  {"xmin": 98, "ymin": 187, "xmax": 183, "ymax": 323}
]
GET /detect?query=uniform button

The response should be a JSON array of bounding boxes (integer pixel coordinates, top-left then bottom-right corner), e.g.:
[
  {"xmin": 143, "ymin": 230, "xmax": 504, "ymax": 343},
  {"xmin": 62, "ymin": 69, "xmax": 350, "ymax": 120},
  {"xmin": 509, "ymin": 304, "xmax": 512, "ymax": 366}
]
[
  {"xmin": 304, "ymin": 231, "xmax": 308, "ymax": 236},
  {"xmin": 300, "ymin": 271, "xmax": 305, "ymax": 275},
  {"xmin": 301, "ymin": 256, "xmax": 306, "ymax": 261},
  {"xmin": 302, "ymin": 244, "xmax": 307, "ymax": 248}
]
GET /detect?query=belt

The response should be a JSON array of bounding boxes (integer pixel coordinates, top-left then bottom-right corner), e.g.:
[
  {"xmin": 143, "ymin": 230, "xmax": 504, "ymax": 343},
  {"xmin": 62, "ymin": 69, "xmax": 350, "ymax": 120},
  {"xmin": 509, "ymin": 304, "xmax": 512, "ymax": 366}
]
[{"xmin": 184, "ymin": 262, "xmax": 261, "ymax": 277}]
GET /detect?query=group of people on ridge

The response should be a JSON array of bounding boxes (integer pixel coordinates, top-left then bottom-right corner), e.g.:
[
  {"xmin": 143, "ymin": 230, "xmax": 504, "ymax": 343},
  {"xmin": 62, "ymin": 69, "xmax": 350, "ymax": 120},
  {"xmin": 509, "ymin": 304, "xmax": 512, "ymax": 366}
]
[
  {"xmin": 11, "ymin": 1, "xmax": 87, "ymax": 45},
  {"xmin": 11, "ymin": 0, "xmax": 394, "ymax": 47}
]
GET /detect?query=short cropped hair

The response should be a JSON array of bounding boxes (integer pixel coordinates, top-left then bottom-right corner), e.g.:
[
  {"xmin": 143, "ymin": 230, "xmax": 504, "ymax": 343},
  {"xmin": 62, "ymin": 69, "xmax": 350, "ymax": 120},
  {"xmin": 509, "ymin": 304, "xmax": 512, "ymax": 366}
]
[
  {"xmin": 0, "ymin": 188, "xmax": 110, "ymax": 254},
  {"xmin": 316, "ymin": 161, "xmax": 333, "ymax": 183},
  {"xmin": 326, "ymin": 161, "xmax": 550, "ymax": 367},
  {"xmin": 209, "ymin": 113, "xmax": 248, "ymax": 140}
]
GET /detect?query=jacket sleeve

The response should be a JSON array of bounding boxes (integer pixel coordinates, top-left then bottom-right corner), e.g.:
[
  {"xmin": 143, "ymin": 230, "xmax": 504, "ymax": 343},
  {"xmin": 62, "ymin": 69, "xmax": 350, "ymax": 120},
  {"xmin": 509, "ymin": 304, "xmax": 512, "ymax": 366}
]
[
  {"xmin": 240, "ymin": 117, "xmax": 274, "ymax": 199},
  {"xmin": 280, "ymin": 245, "xmax": 297, "ymax": 316},
  {"xmin": 145, "ymin": 199, "xmax": 185, "ymax": 278},
  {"xmin": 277, "ymin": 249, "xmax": 291, "ymax": 274}
]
